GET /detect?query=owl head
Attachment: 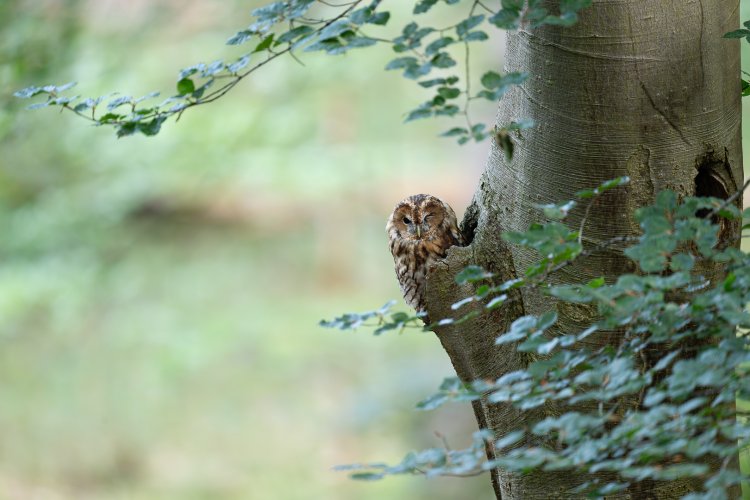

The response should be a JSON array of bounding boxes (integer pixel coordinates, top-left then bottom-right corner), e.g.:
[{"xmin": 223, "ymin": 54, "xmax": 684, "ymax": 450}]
[{"xmin": 386, "ymin": 194, "xmax": 461, "ymax": 245}]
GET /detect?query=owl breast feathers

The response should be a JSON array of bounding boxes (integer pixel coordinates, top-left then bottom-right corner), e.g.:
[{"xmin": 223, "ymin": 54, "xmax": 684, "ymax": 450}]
[{"xmin": 386, "ymin": 194, "xmax": 464, "ymax": 319}]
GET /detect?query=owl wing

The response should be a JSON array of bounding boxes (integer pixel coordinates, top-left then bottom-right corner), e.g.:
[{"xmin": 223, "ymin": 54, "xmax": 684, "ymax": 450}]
[
  {"xmin": 450, "ymin": 224, "xmax": 464, "ymax": 247},
  {"xmin": 442, "ymin": 202, "xmax": 464, "ymax": 247}
]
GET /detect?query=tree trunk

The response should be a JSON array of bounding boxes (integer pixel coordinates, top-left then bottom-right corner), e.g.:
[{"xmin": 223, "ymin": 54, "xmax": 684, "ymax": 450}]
[{"xmin": 425, "ymin": 1, "xmax": 743, "ymax": 498}]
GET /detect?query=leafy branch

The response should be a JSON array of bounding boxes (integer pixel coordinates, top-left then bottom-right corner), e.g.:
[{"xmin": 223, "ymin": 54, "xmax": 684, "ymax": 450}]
[
  {"xmin": 326, "ymin": 177, "xmax": 750, "ymax": 497},
  {"xmin": 11, "ymin": 4, "xmax": 749, "ymax": 144},
  {"xmin": 14, "ymin": 0, "xmax": 379, "ymax": 137},
  {"xmin": 14, "ymin": 0, "xmax": 593, "ymax": 141}
]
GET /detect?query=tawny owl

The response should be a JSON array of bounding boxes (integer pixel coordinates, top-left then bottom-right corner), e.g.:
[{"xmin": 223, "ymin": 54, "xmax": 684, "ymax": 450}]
[{"xmin": 386, "ymin": 194, "xmax": 464, "ymax": 320}]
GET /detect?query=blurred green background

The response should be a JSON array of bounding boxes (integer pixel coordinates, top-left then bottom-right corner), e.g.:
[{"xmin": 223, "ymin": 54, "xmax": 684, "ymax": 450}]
[
  {"xmin": 1, "ymin": 2, "xmax": 748, "ymax": 499},
  {"xmin": 1, "ymin": 1, "xmax": 493, "ymax": 499}
]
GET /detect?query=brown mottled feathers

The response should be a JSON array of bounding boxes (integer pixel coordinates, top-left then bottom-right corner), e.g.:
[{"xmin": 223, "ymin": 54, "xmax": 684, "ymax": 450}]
[{"xmin": 386, "ymin": 194, "xmax": 464, "ymax": 321}]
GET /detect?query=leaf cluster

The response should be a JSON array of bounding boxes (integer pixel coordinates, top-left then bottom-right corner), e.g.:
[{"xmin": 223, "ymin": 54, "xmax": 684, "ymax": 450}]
[
  {"xmin": 12, "ymin": 6, "xmax": 749, "ymax": 140},
  {"xmin": 723, "ymin": 20, "xmax": 750, "ymax": 97},
  {"xmin": 320, "ymin": 300, "xmax": 426, "ymax": 335},
  {"xmin": 330, "ymin": 178, "xmax": 750, "ymax": 498},
  {"xmin": 15, "ymin": 0, "xmax": 594, "ymax": 140},
  {"xmin": 15, "ymin": 0, "xmax": 388, "ymax": 137}
]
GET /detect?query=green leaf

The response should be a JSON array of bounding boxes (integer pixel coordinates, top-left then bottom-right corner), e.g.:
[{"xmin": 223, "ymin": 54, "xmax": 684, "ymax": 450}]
[
  {"xmin": 507, "ymin": 118, "xmax": 535, "ymax": 130},
  {"xmin": 179, "ymin": 63, "xmax": 205, "ymax": 79},
  {"xmin": 496, "ymin": 315, "xmax": 538, "ymax": 344},
  {"xmin": 277, "ymin": 25, "xmax": 314, "ymax": 44},
  {"xmin": 13, "ymin": 86, "xmax": 43, "ymax": 98},
  {"xmin": 405, "ymin": 63, "xmax": 432, "ymax": 79},
  {"xmin": 414, "ymin": 0, "xmax": 438, "ymax": 14},
  {"xmin": 345, "ymin": 36, "xmax": 378, "ymax": 49},
  {"xmin": 351, "ymin": 472, "xmax": 384, "ymax": 481},
  {"xmin": 115, "ymin": 122, "xmax": 137, "ymax": 138},
  {"xmin": 464, "ymin": 31, "xmax": 489, "ymax": 42},
  {"xmin": 107, "ymin": 96, "xmax": 133, "ymax": 110},
  {"xmin": 587, "ymin": 276, "xmax": 605, "ymax": 288},
  {"xmin": 723, "ymin": 29, "xmax": 750, "ymax": 39},
  {"xmin": 435, "ymin": 104, "xmax": 460, "ymax": 117},
  {"xmin": 425, "ymin": 36, "xmax": 454, "ymax": 56},
  {"xmin": 26, "ymin": 101, "xmax": 51, "ymax": 110},
  {"xmin": 481, "ymin": 71, "xmax": 503, "ymax": 89},
  {"xmin": 537, "ymin": 311, "xmax": 557, "ymax": 330},
  {"xmin": 392, "ymin": 22, "xmax": 434, "ymax": 52},
  {"xmin": 489, "ymin": 9, "xmax": 520, "ymax": 29},
  {"xmin": 430, "ymin": 52, "xmax": 456, "ymax": 68},
  {"xmin": 437, "ymin": 87, "xmax": 461, "ymax": 99},
  {"xmin": 73, "ymin": 101, "xmax": 92, "ymax": 113},
  {"xmin": 190, "ymin": 80, "xmax": 213, "ymax": 99},
  {"xmin": 368, "ymin": 12, "xmax": 390, "ymax": 25},
  {"xmin": 227, "ymin": 29, "xmax": 255, "ymax": 46},
  {"xmin": 98, "ymin": 112, "xmax": 123, "ymax": 123},
  {"xmin": 535, "ymin": 200, "xmax": 576, "ymax": 220},
  {"xmin": 494, "ymin": 130, "xmax": 513, "ymax": 158},
  {"xmin": 441, "ymin": 127, "xmax": 468, "ymax": 137},
  {"xmin": 385, "ymin": 56, "xmax": 418, "ymax": 71},
  {"xmin": 670, "ymin": 253, "xmax": 694, "ymax": 272},
  {"xmin": 134, "ymin": 91, "xmax": 160, "ymax": 104},
  {"xmin": 455, "ymin": 265, "xmax": 493, "ymax": 284},
  {"xmin": 495, "ymin": 430, "xmax": 525, "ymax": 449},
  {"xmin": 418, "ymin": 77, "xmax": 448, "ymax": 88},
  {"xmin": 55, "ymin": 81, "xmax": 77, "ymax": 92},
  {"xmin": 253, "ymin": 33, "xmax": 275, "ymax": 52},
  {"xmin": 201, "ymin": 60, "xmax": 225, "ymax": 77},
  {"xmin": 318, "ymin": 19, "xmax": 352, "ymax": 40},
  {"xmin": 576, "ymin": 176, "xmax": 630, "ymax": 198},
  {"xmin": 404, "ymin": 107, "xmax": 432, "ymax": 122},
  {"xmin": 599, "ymin": 176, "xmax": 630, "ymax": 191},
  {"xmin": 549, "ymin": 285, "xmax": 590, "ymax": 302},
  {"xmin": 227, "ymin": 55, "xmax": 251, "ymax": 73},
  {"xmin": 305, "ymin": 38, "xmax": 345, "ymax": 54},
  {"xmin": 176, "ymin": 78, "xmax": 195, "ymax": 96},
  {"xmin": 478, "ymin": 71, "xmax": 529, "ymax": 101},
  {"xmin": 349, "ymin": 6, "xmax": 372, "ymax": 25},
  {"xmin": 137, "ymin": 115, "xmax": 167, "ymax": 136},
  {"xmin": 456, "ymin": 14, "xmax": 485, "ymax": 39},
  {"xmin": 486, "ymin": 294, "xmax": 507, "ymax": 309}
]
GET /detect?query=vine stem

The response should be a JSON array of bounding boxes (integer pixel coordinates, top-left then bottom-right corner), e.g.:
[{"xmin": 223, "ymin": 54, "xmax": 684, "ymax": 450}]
[{"xmin": 461, "ymin": 0, "xmax": 481, "ymax": 136}]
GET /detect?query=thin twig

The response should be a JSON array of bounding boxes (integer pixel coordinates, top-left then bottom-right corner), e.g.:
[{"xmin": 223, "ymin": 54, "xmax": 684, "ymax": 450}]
[
  {"xmin": 462, "ymin": 40, "xmax": 473, "ymax": 133},
  {"xmin": 707, "ymin": 176, "xmax": 750, "ymax": 218},
  {"xmin": 578, "ymin": 199, "xmax": 595, "ymax": 245},
  {"xmin": 59, "ymin": 0, "xmax": 367, "ymax": 128},
  {"xmin": 475, "ymin": 0, "xmax": 497, "ymax": 14},
  {"xmin": 435, "ymin": 430, "xmax": 452, "ymax": 451}
]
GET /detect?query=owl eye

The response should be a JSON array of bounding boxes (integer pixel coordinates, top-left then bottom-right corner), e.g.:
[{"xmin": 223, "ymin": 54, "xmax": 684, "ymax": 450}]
[{"xmin": 402, "ymin": 217, "xmax": 412, "ymax": 224}]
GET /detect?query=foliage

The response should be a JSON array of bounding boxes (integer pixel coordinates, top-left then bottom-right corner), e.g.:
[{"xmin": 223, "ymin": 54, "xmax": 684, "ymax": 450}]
[
  {"xmin": 321, "ymin": 177, "xmax": 750, "ymax": 498},
  {"xmin": 13, "ymin": 2, "xmax": 749, "ymax": 146},
  {"xmin": 14, "ymin": 0, "xmax": 592, "ymax": 142},
  {"xmin": 723, "ymin": 20, "xmax": 750, "ymax": 97}
]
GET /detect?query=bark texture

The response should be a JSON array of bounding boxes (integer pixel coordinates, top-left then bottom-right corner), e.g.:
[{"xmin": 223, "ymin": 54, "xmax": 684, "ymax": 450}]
[{"xmin": 425, "ymin": 0, "xmax": 742, "ymax": 498}]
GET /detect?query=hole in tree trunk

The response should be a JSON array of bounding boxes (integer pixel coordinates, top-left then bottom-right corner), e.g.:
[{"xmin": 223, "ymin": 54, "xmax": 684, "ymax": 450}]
[
  {"xmin": 694, "ymin": 167, "xmax": 728, "ymax": 220},
  {"xmin": 693, "ymin": 153, "xmax": 737, "ymax": 245},
  {"xmin": 460, "ymin": 199, "xmax": 479, "ymax": 245}
]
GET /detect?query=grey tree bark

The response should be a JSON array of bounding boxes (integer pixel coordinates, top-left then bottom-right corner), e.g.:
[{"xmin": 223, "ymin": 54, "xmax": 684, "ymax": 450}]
[{"xmin": 425, "ymin": 1, "xmax": 743, "ymax": 498}]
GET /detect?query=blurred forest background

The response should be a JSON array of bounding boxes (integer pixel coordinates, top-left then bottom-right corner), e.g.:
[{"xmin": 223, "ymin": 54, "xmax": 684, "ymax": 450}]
[{"xmin": 1, "ymin": 1, "xmax": 748, "ymax": 499}]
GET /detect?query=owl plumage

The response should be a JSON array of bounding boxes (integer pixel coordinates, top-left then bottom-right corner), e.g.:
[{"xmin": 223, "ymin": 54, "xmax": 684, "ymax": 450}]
[{"xmin": 386, "ymin": 194, "xmax": 464, "ymax": 320}]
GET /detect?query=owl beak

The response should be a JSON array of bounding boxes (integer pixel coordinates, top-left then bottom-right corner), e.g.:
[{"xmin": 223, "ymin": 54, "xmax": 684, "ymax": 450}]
[{"xmin": 416, "ymin": 226, "xmax": 421, "ymax": 238}]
